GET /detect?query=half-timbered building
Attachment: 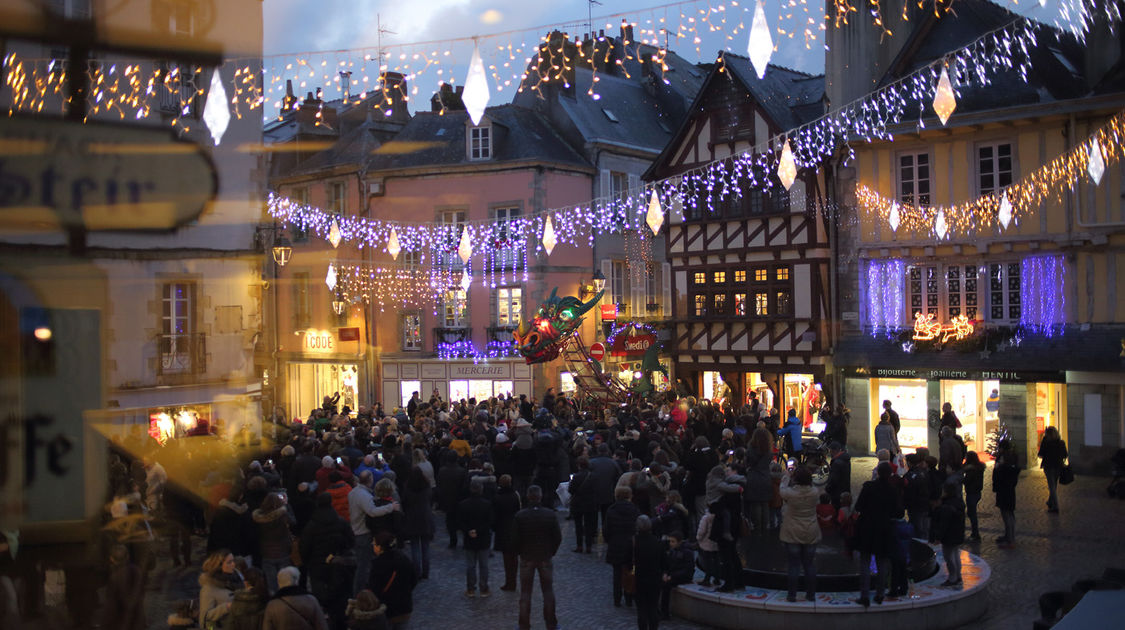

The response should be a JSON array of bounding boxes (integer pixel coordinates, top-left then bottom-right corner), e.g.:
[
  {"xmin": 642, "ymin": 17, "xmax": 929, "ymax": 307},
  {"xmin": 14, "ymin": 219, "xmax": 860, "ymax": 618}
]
[{"xmin": 644, "ymin": 52, "xmax": 831, "ymax": 418}]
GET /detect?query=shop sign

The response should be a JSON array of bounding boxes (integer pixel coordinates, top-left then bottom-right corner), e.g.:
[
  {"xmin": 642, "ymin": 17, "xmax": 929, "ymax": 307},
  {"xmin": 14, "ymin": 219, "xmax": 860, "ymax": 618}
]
[
  {"xmin": 451, "ymin": 364, "xmax": 511, "ymax": 378},
  {"xmin": 611, "ymin": 333, "xmax": 656, "ymax": 356},
  {"xmin": 302, "ymin": 330, "xmax": 335, "ymax": 353},
  {"xmin": 844, "ymin": 366, "xmax": 1065, "ymax": 383},
  {"xmin": 600, "ymin": 304, "xmax": 618, "ymax": 321},
  {"xmin": 421, "ymin": 363, "xmax": 446, "ymax": 379},
  {"xmin": 338, "ymin": 327, "xmax": 360, "ymax": 342}
]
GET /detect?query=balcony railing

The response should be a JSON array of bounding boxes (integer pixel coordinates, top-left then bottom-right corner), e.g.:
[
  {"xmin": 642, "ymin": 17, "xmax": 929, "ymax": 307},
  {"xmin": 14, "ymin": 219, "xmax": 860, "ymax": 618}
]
[
  {"xmin": 487, "ymin": 325, "xmax": 518, "ymax": 344},
  {"xmin": 157, "ymin": 333, "xmax": 206, "ymax": 375},
  {"xmin": 432, "ymin": 327, "xmax": 469, "ymax": 351}
]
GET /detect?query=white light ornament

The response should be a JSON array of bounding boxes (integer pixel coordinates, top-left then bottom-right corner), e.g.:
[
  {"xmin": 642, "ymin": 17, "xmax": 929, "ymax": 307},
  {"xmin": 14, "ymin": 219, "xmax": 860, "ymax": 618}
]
[
  {"xmin": 387, "ymin": 228, "xmax": 401, "ymax": 260},
  {"xmin": 542, "ymin": 215, "xmax": 557, "ymax": 255},
  {"xmin": 646, "ymin": 191, "xmax": 664, "ymax": 235},
  {"xmin": 998, "ymin": 192, "xmax": 1013, "ymax": 229},
  {"xmin": 934, "ymin": 209, "xmax": 949, "ymax": 240},
  {"xmin": 328, "ymin": 218, "xmax": 342, "ymax": 248},
  {"xmin": 202, "ymin": 68, "xmax": 230, "ymax": 146},
  {"xmin": 747, "ymin": 1, "xmax": 773, "ymax": 79},
  {"xmin": 777, "ymin": 140, "xmax": 797, "ymax": 191},
  {"xmin": 888, "ymin": 202, "xmax": 901, "ymax": 232},
  {"xmin": 457, "ymin": 227, "xmax": 473, "ymax": 264},
  {"xmin": 325, "ymin": 263, "xmax": 337, "ymax": 291},
  {"xmin": 1088, "ymin": 139, "xmax": 1106, "ymax": 185},
  {"xmin": 932, "ymin": 66, "xmax": 957, "ymax": 126},
  {"xmin": 462, "ymin": 40, "xmax": 491, "ymax": 126},
  {"xmin": 460, "ymin": 270, "xmax": 472, "ymax": 291}
]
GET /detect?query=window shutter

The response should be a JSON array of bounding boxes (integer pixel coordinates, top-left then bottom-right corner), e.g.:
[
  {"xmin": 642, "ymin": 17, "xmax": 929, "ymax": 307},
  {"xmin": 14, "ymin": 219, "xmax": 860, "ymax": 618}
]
[
  {"xmin": 600, "ymin": 259, "xmax": 613, "ymax": 305},
  {"xmin": 490, "ymin": 288, "xmax": 498, "ymax": 327},
  {"xmin": 600, "ymin": 169, "xmax": 611, "ymax": 201},
  {"xmin": 628, "ymin": 173, "xmax": 640, "ymax": 201},
  {"xmin": 662, "ymin": 262, "xmax": 672, "ymax": 317},
  {"xmin": 630, "ymin": 262, "xmax": 645, "ymax": 315}
]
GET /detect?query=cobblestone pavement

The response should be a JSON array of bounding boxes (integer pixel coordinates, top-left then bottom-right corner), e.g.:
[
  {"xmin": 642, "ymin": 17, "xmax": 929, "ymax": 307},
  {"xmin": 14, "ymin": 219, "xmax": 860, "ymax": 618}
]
[{"xmin": 123, "ymin": 457, "xmax": 1125, "ymax": 630}]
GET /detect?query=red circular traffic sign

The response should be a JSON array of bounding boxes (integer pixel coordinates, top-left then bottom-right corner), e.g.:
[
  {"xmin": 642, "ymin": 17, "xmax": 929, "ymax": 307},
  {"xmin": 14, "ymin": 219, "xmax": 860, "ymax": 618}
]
[{"xmin": 589, "ymin": 342, "xmax": 605, "ymax": 362}]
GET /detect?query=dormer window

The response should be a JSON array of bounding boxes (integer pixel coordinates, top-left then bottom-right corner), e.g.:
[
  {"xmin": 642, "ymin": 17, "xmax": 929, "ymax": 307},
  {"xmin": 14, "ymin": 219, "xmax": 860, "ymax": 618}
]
[{"xmin": 469, "ymin": 125, "xmax": 491, "ymax": 160}]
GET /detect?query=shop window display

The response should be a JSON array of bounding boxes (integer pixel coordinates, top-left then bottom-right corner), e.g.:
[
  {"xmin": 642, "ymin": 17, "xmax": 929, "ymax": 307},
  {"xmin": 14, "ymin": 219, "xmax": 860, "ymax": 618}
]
[{"xmin": 877, "ymin": 378, "xmax": 928, "ymax": 450}]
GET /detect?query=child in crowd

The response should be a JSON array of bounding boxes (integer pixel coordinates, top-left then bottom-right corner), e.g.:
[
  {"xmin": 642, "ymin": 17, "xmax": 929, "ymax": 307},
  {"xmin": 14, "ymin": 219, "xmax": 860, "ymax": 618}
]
[
  {"xmin": 661, "ymin": 533, "xmax": 696, "ymax": 619},
  {"xmin": 346, "ymin": 589, "xmax": 389, "ymax": 630},
  {"xmin": 816, "ymin": 493, "xmax": 837, "ymax": 535},
  {"xmin": 836, "ymin": 491, "xmax": 856, "ymax": 553},
  {"xmin": 695, "ymin": 504, "xmax": 721, "ymax": 587}
]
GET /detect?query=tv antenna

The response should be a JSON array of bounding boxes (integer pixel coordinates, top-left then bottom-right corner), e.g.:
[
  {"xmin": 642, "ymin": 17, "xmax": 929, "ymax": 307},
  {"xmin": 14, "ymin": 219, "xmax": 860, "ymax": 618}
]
[{"xmin": 586, "ymin": 0, "xmax": 602, "ymax": 34}]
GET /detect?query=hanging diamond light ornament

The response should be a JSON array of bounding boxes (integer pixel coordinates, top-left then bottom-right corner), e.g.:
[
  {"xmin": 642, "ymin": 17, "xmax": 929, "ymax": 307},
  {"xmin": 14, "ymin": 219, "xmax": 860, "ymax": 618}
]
[
  {"xmin": 457, "ymin": 226, "xmax": 473, "ymax": 264},
  {"xmin": 747, "ymin": 1, "xmax": 773, "ymax": 79},
  {"xmin": 888, "ymin": 202, "xmax": 901, "ymax": 232},
  {"xmin": 646, "ymin": 190, "xmax": 664, "ymax": 235},
  {"xmin": 542, "ymin": 215, "xmax": 557, "ymax": 255},
  {"xmin": 202, "ymin": 68, "xmax": 230, "ymax": 146},
  {"xmin": 932, "ymin": 65, "xmax": 957, "ymax": 126},
  {"xmin": 462, "ymin": 40, "xmax": 491, "ymax": 126},
  {"xmin": 387, "ymin": 228, "xmax": 401, "ymax": 260},
  {"xmin": 328, "ymin": 218, "xmax": 342, "ymax": 248},
  {"xmin": 325, "ymin": 263, "xmax": 337, "ymax": 290},
  {"xmin": 998, "ymin": 192, "xmax": 1013, "ymax": 229},
  {"xmin": 1088, "ymin": 138, "xmax": 1106, "ymax": 185},
  {"xmin": 934, "ymin": 209, "xmax": 949, "ymax": 240},
  {"xmin": 777, "ymin": 140, "xmax": 797, "ymax": 190},
  {"xmin": 460, "ymin": 270, "xmax": 472, "ymax": 291}
]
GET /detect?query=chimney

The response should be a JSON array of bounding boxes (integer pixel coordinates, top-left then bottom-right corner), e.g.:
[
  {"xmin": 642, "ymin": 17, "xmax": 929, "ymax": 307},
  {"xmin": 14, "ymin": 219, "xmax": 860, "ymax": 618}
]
[
  {"xmin": 283, "ymin": 79, "xmax": 297, "ymax": 111},
  {"xmin": 430, "ymin": 83, "xmax": 466, "ymax": 112},
  {"xmin": 619, "ymin": 21, "xmax": 634, "ymax": 44},
  {"xmin": 379, "ymin": 71, "xmax": 409, "ymax": 120},
  {"xmin": 339, "ymin": 71, "xmax": 351, "ymax": 101}
]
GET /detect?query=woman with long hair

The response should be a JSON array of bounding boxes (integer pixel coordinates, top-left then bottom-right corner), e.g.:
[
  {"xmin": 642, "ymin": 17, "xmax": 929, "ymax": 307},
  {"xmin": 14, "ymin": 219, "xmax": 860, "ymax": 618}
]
[
  {"xmin": 744, "ymin": 427, "xmax": 774, "ymax": 535},
  {"xmin": 1037, "ymin": 426, "xmax": 1068, "ymax": 514},
  {"xmin": 198, "ymin": 550, "xmax": 242, "ymax": 630},
  {"xmin": 780, "ymin": 466, "xmax": 821, "ymax": 602}
]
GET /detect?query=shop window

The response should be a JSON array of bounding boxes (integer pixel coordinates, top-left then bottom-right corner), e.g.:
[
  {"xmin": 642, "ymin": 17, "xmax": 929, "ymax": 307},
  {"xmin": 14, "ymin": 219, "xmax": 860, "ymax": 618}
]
[
  {"xmin": 443, "ymin": 288, "xmax": 467, "ymax": 327},
  {"xmin": 734, "ymin": 292, "xmax": 747, "ymax": 316},
  {"xmin": 989, "ymin": 262, "xmax": 1021, "ymax": 323},
  {"xmin": 977, "ymin": 142, "xmax": 1013, "ymax": 197},
  {"xmin": 754, "ymin": 292, "xmax": 769, "ymax": 315},
  {"xmin": 450, "ymin": 380, "xmax": 469, "ymax": 402},
  {"xmin": 402, "ymin": 314, "xmax": 422, "ymax": 351},
  {"xmin": 775, "ymin": 290, "xmax": 792, "ymax": 316},
  {"xmin": 693, "ymin": 271, "xmax": 707, "ymax": 285},
  {"xmin": 899, "ymin": 152, "xmax": 931, "ymax": 206},
  {"xmin": 400, "ymin": 381, "xmax": 420, "ymax": 407},
  {"xmin": 713, "ymin": 293, "xmax": 727, "ymax": 315},
  {"xmin": 946, "ymin": 265, "xmax": 979, "ymax": 319},
  {"xmin": 734, "ymin": 270, "xmax": 746, "ymax": 283},
  {"xmin": 493, "ymin": 381, "xmax": 514, "ymax": 397},
  {"xmin": 560, "ymin": 372, "xmax": 577, "ymax": 393},
  {"xmin": 692, "ymin": 293, "xmax": 706, "ymax": 317},
  {"xmin": 497, "ymin": 287, "xmax": 522, "ymax": 326},
  {"xmin": 908, "ymin": 265, "xmax": 940, "ymax": 319}
]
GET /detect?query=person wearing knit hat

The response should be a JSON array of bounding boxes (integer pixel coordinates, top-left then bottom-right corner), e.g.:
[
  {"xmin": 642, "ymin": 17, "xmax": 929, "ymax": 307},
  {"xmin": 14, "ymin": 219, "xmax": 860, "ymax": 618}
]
[{"xmin": 495, "ymin": 433, "xmax": 509, "ymax": 444}]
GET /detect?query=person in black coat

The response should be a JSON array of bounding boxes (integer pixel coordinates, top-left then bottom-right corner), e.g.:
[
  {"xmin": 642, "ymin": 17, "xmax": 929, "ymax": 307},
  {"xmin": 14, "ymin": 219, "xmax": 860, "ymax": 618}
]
[
  {"xmin": 207, "ymin": 486, "xmax": 254, "ymax": 559},
  {"xmin": 435, "ymin": 451, "xmax": 468, "ymax": 548},
  {"xmin": 660, "ymin": 532, "xmax": 695, "ymax": 619},
  {"xmin": 993, "ymin": 440, "xmax": 1020, "ymax": 547},
  {"xmin": 301, "ymin": 493, "xmax": 355, "ymax": 630},
  {"xmin": 568, "ymin": 456, "xmax": 600, "ymax": 553},
  {"xmin": 457, "ymin": 479, "xmax": 495, "ymax": 596},
  {"xmin": 511, "ymin": 485, "xmax": 562, "ymax": 630},
  {"xmin": 825, "ymin": 443, "xmax": 851, "ymax": 508},
  {"xmin": 401, "ymin": 467, "xmax": 435, "ymax": 580},
  {"xmin": 931, "ymin": 485, "xmax": 966, "ymax": 587},
  {"xmin": 683, "ymin": 437, "xmax": 719, "ymax": 518},
  {"xmin": 367, "ymin": 531, "xmax": 417, "ymax": 627},
  {"xmin": 854, "ymin": 462, "xmax": 900, "ymax": 607},
  {"xmin": 633, "ymin": 516, "xmax": 668, "ymax": 630},
  {"xmin": 588, "ymin": 444, "xmax": 623, "ymax": 536},
  {"xmin": 492, "ymin": 475, "xmax": 523, "ymax": 591},
  {"xmin": 605, "ymin": 486, "xmax": 641, "ymax": 607}
]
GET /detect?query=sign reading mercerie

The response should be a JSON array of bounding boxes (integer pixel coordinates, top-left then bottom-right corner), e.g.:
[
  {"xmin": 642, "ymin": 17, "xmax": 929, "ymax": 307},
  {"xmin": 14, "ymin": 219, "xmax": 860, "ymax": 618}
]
[{"xmin": 0, "ymin": 116, "xmax": 216, "ymax": 231}]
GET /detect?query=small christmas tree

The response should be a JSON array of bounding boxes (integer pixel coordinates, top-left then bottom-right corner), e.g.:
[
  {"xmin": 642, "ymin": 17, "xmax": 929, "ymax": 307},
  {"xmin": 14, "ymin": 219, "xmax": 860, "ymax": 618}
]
[{"xmin": 985, "ymin": 423, "xmax": 1010, "ymax": 457}]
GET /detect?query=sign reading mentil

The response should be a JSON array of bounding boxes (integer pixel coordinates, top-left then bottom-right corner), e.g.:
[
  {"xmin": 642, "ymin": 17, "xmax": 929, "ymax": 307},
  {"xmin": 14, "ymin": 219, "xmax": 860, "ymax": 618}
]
[{"xmin": 0, "ymin": 116, "xmax": 217, "ymax": 231}]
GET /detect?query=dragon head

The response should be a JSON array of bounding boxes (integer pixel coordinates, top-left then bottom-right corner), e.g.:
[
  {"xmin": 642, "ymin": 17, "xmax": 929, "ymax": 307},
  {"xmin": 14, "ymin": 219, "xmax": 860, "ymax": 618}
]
[{"xmin": 513, "ymin": 287, "xmax": 603, "ymax": 364}]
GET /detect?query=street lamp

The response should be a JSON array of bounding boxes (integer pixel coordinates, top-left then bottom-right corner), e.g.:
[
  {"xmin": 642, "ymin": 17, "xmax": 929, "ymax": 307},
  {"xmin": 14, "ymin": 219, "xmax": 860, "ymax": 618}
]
[
  {"xmin": 592, "ymin": 269, "xmax": 606, "ymax": 293},
  {"xmin": 272, "ymin": 236, "xmax": 293, "ymax": 267},
  {"xmin": 332, "ymin": 289, "xmax": 347, "ymax": 315}
]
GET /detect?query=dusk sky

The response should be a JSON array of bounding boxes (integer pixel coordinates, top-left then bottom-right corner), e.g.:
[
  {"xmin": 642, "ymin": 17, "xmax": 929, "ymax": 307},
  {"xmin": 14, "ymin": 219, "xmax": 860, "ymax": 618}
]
[{"xmin": 260, "ymin": 0, "xmax": 1056, "ymax": 116}]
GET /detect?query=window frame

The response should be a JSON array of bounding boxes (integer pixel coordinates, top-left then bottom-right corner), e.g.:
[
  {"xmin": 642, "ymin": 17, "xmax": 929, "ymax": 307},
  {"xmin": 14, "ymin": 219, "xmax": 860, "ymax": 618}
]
[
  {"xmin": 988, "ymin": 261, "xmax": 1022, "ymax": 325},
  {"xmin": 327, "ymin": 181, "xmax": 347, "ymax": 215},
  {"xmin": 443, "ymin": 287, "xmax": 468, "ymax": 328},
  {"xmin": 975, "ymin": 140, "xmax": 1015, "ymax": 198},
  {"xmin": 496, "ymin": 286, "xmax": 522, "ymax": 326},
  {"xmin": 469, "ymin": 125, "xmax": 491, "ymax": 160},
  {"xmin": 897, "ymin": 150, "xmax": 932, "ymax": 207},
  {"xmin": 402, "ymin": 314, "xmax": 422, "ymax": 351}
]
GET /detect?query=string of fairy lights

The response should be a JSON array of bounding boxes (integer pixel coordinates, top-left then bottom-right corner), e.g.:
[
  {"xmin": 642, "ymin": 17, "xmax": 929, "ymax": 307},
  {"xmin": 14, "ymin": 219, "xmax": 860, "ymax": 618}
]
[
  {"xmin": 856, "ymin": 107, "xmax": 1125, "ymax": 239},
  {"xmin": 2, "ymin": 1, "xmax": 1117, "ymax": 127}
]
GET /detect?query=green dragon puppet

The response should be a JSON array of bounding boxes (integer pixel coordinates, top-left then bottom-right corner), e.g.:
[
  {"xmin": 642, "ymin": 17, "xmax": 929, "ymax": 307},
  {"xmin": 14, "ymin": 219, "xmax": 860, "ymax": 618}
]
[{"xmin": 513, "ymin": 287, "xmax": 603, "ymax": 363}]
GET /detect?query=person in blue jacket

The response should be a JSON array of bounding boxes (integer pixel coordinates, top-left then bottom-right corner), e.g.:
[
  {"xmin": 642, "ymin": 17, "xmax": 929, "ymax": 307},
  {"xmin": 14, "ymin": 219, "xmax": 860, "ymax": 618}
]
[{"xmin": 777, "ymin": 410, "xmax": 804, "ymax": 463}]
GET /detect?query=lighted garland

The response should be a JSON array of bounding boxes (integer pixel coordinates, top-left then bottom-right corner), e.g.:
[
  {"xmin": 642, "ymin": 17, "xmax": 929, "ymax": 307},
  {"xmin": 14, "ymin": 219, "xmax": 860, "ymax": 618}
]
[
  {"xmin": 332, "ymin": 261, "xmax": 457, "ymax": 313},
  {"xmin": 436, "ymin": 340, "xmax": 520, "ymax": 363},
  {"xmin": 857, "ymin": 108, "xmax": 1125, "ymax": 239}
]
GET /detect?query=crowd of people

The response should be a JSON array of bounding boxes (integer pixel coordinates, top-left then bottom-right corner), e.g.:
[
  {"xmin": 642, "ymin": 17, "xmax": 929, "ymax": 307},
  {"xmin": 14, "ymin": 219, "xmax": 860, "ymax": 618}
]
[{"xmin": 86, "ymin": 386, "xmax": 1072, "ymax": 630}]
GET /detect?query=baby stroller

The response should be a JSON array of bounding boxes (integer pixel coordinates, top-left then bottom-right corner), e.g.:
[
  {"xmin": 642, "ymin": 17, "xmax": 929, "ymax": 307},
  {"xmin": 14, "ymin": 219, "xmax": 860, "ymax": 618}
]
[{"xmin": 1108, "ymin": 449, "xmax": 1125, "ymax": 499}]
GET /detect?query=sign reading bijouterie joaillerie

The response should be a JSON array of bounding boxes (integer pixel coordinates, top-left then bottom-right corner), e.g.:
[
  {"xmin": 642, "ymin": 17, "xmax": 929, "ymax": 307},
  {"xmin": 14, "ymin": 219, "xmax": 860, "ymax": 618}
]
[{"xmin": 843, "ymin": 366, "xmax": 1065, "ymax": 383}]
